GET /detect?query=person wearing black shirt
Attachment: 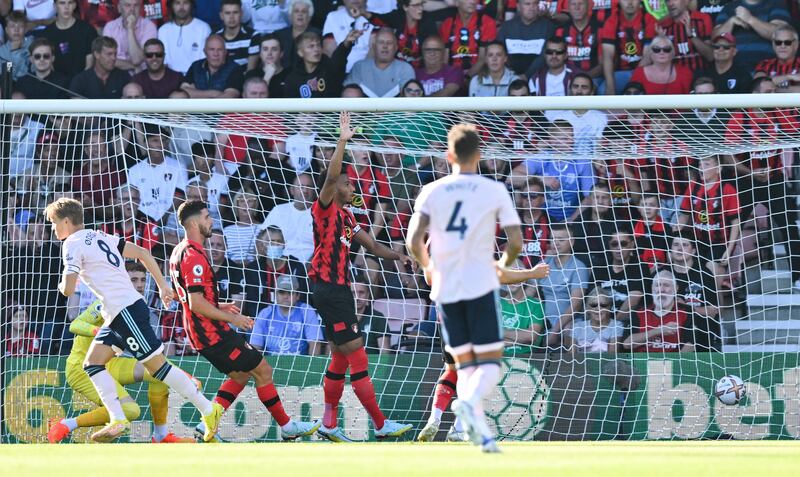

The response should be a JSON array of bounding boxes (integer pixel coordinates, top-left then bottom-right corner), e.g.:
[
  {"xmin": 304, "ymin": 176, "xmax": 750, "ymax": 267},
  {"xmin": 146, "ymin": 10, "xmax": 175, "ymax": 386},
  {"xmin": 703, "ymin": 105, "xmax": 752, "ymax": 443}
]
[
  {"xmin": 699, "ymin": 32, "xmax": 752, "ymax": 94},
  {"xmin": 15, "ymin": 38, "xmax": 69, "ymax": 99},
  {"xmin": 40, "ymin": 0, "xmax": 99, "ymax": 82},
  {"xmin": 592, "ymin": 229, "xmax": 649, "ymax": 323}
]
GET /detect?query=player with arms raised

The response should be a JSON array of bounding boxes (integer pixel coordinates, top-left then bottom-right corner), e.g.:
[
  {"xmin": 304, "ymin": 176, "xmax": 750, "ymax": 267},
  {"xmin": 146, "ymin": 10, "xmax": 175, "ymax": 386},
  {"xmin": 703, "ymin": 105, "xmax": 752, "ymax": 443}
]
[
  {"xmin": 312, "ymin": 112, "xmax": 413, "ymax": 442},
  {"xmin": 46, "ymin": 198, "xmax": 222, "ymax": 442},
  {"xmin": 170, "ymin": 200, "xmax": 319, "ymax": 441},
  {"xmin": 407, "ymin": 124, "xmax": 523, "ymax": 452}
]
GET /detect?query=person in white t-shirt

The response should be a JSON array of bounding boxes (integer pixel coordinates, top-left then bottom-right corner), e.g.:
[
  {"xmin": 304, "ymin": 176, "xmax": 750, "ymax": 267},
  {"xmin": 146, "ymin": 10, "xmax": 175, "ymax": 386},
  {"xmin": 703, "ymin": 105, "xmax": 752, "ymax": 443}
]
[
  {"xmin": 322, "ymin": 0, "xmax": 374, "ymax": 72},
  {"xmin": 127, "ymin": 126, "xmax": 189, "ymax": 222},
  {"xmin": 241, "ymin": 0, "xmax": 289, "ymax": 34},
  {"xmin": 45, "ymin": 197, "xmax": 223, "ymax": 443},
  {"xmin": 262, "ymin": 173, "xmax": 315, "ymax": 262},
  {"xmin": 407, "ymin": 124, "xmax": 522, "ymax": 453},
  {"xmin": 13, "ymin": 0, "xmax": 55, "ymax": 31},
  {"xmin": 157, "ymin": 0, "xmax": 211, "ymax": 73},
  {"xmin": 544, "ymin": 73, "xmax": 608, "ymax": 157}
]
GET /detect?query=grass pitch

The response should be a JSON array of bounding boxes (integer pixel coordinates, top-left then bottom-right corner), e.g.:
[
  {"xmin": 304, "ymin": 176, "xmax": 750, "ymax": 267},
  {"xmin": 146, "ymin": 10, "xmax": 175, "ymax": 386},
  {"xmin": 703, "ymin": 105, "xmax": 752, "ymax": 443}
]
[{"xmin": 2, "ymin": 441, "xmax": 799, "ymax": 477}]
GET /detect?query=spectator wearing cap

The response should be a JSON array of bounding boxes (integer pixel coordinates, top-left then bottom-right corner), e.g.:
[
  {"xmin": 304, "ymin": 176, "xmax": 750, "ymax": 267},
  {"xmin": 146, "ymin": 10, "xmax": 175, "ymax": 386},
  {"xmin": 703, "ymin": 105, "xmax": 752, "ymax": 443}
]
[
  {"xmin": 274, "ymin": 0, "xmax": 320, "ymax": 69},
  {"xmin": 68, "ymin": 36, "xmax": 131, "ymax": 99},
  {"xmin": 127, "ymin": 125, "xmax": 189, "ymax": 222},
  {"xmin": 181, "ymin": 35, "xmax": 244, "ymax": 98},
  {"xmin": 630, "ymin": 34, "xmax": 693, "ymax": 94},
  {"xmin": 250, "ymin": 275, "xmax": 324, "ymax": 356},
  {"xmin": 158, "ymin": 0, "xmax": 212, "ymax": 74},
  {"xmin": 102, "ymin": 0, "xmax": 158, "ymax": 72},
  {"xmin": 0, "ymin": 11, "xmax": 34, "ymax": 81},
  {"xmin": 699, "ymin": 32, "xmax": 752, "ymax": 94},
  {"xmin": 754, "ymin": 25, "xmax": 800, "ymax": 92},
  {"xmin": 713, "ymin": 0, "xmax": 791, "ymax": 72},
  {"xmin": 414, "ymin": 35, "xmax": 464, "ymax": 97},
  {"xmin": 40, "ymin": 0, "xmax": 98, "ymax": 82},
  {"xmin": 130, "ymin": 38, "xmax": 184, "ymax": 98},
  {"xmin": 344, "ymin": 28, "xmax": 415, "ymax": 97},
  {"xmin": 527, "ymin": 37, "xmax": 576, "ymax": 97},
  {"xmin": 15, "ymin": 38, "xmax": 69, "ymax": 99},
  {"xmin": 496, "ymin": 0, "xmax": 555, "ymax": 76}
]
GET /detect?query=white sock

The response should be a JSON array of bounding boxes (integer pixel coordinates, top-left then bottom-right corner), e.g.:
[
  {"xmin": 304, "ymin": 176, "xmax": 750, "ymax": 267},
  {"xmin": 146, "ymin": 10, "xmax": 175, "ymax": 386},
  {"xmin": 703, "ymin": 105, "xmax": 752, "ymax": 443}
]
[
  {"xmin": 160, "ymin": 364, "xmax": 214, "ymax": 415},
  {"xmin": 465, "ymin": 362, "xmax": 502, "ymax": 410},
  {"xmin": 63, "ymin": 418, "xmax": 78, "ymax": 431},
  {"xmin": 280, "ymin": 421, "xmax": 295, "ymax": 432},
  {"xmin": 456, "ymin": 365, "xmax": 476, "ymax": 405},
  {"xmin": 452, "ymin": 416, "xmax": 463, "ymax": 432},
  {"xmin": 152, "ymin": 424, "xmax": 169, "ymax": 441},
  {"xmin": 429, "ymin": 408, "xmax": 443, "ymax": 424},
  {"xmin": 88, "ymin": 369, "xmax": 127, "ymax": 421}
]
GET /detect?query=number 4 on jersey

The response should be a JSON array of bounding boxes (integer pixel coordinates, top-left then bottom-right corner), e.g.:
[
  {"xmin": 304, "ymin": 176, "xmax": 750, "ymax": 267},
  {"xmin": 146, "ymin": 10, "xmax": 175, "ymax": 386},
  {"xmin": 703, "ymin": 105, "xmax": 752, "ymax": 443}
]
[{"xmin": 446, "ymin": 201, "xmax": 468, "ymax": 239}]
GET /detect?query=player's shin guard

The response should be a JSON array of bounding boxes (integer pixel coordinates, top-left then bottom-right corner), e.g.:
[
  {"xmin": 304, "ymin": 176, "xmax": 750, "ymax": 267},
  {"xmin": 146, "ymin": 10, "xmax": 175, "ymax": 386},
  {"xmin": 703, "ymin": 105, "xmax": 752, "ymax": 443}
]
[
  {"xmin": 75, "ymin": 407, "xmax": 112, "ymax": 428},
  {"xmin": 148, "ymin": 381, "xmax": 170, "ymax": 426},
  {"xmin": 256, "ymin": 384, "xmax": 290, "ymax": 427},
  {"xmin": 347, "ymin": 348, "xmax": 386, "ymax": 430},
  {"xmin": 323, "ymin": 351, "xmax": 348, "ymax": 428},
  {"xmin": 464, "ymin": 361, "xmax": 502, "ymax": 409},
  {"xmin": 214, "ymin": 379, "xmax": 246, "ymax": 411},
  {"xmin": 84, "ymin": 364, "xmax": 127, "ymax": 422},
  {"xmin": 431, "ymin": 369, "xmax": 458, "ymax": 422},
  {"xmin": 154, "ymin": 362, "xmax": 214, "ymax": 415}
]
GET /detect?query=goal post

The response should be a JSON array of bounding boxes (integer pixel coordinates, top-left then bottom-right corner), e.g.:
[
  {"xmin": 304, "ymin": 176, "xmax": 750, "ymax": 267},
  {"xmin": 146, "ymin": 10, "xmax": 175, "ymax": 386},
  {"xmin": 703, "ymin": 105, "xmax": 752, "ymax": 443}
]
[{"xmin": 2, "ymin": 95, "xmax": 800, "ymax": 443}]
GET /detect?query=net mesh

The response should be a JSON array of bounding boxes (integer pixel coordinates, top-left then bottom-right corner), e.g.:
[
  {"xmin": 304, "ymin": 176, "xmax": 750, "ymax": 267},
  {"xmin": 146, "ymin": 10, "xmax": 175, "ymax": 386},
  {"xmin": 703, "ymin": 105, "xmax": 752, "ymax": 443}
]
[{"xmin": 2, "ymin": 103, "xmax": 800, "ymax": 443}]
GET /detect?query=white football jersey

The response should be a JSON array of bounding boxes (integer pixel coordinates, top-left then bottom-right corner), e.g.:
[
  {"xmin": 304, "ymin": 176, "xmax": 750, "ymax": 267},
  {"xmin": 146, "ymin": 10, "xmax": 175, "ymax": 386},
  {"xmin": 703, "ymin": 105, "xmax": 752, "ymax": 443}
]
[
  {"xmin": 62, "ymin": 229, "xmax": 142, "ymax": 322},
  {"xmin": 415, "ymin": 174, "xmax": 521, "ymax": 304}
]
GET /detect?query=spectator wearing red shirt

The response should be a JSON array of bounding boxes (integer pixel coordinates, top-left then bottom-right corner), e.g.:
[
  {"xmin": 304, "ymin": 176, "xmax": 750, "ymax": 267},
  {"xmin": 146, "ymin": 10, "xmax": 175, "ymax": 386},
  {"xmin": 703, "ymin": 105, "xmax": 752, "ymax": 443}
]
[
  {"xmin": 131, "ymin": 38, "xmax": 184, "ymax": 98},
  {"xmin": 648, "ymin": 0, "xmax": 713, "ymax": 71},
  {"xmin": 630, "ymin": 35, "xmax": 693, "ymax": 94},
  {"xmin": 557, "ymin": 0, "xmax": 618, "ymax": 25},
  {"xmin": 79, "ymin": 0, "xmax": 118, "ymax": 32},
  {"xmin": 623, "ymin": 270, "xmax": 695, "ymax": 353},
  {"xmin": 678, "ymin": 156, "xmax": 741, "ymax": 285},
  {"xmin": 346, "ymin": 138, "xmax": 392, "ymax": 238},
  {"xmin": 600, "ymin": 0, "xmax": 655, "ymax": 94},
  {"xmin": 555, "ymin": 0, "xmax": 603, "ymax": 78},
  {"xmin": 4, "ymin": 305, "xmax": 41, "ymax": 356},
  {"xmin": 753, "ymin": 25, "xmax": 800, "ymax": 92},
  {"xmin": 438, "ymin": 0, "xmax": 497, "ymax": 78},
  {"xmin": 71, "ymin": 130, "xmax": 125, "ymax": 222},
  {"xmin": 516, "ymin": 177, "xmax": 550, "ymax": 269}
]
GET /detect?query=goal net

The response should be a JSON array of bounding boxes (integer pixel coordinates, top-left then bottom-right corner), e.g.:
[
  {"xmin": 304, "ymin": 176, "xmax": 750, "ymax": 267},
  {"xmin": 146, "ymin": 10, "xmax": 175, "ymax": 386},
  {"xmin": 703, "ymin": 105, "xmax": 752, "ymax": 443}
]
[{"xmin": 2, "ymin": 95, "xmax": 800, "ymax": 443}]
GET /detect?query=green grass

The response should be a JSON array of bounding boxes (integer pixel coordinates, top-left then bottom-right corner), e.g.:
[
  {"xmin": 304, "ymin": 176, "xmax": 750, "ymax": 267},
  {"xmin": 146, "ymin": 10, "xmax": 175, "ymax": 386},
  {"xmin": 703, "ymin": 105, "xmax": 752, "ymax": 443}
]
[{"xmin": 2, "ymin": 441, "xmax": 799, "ymax": 477}]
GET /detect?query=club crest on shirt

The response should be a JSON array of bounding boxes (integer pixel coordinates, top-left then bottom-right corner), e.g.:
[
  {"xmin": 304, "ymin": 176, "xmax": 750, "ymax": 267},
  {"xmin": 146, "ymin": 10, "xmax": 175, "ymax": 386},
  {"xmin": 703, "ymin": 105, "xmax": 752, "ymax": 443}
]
[
  {"xmin": 193, "ymin": 264, "xmax": 203, "ymax": 276},
  {"xmin": 727, "ymin": 79, "xmax": 737, "ymax": 89},
  {"xmin": 352, "ymin": 323, "xmax": 359, "ymax": 334}
]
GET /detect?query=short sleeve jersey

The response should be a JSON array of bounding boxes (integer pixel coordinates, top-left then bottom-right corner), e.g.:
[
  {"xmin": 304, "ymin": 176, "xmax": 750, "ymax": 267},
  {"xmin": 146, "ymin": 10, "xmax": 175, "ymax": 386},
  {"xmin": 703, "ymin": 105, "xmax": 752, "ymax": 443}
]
[
  {"xmin": 169, "ymin": 239, "xmax": 231, "ymax": 350},
  {"xmin": 438, "ymin": 12, "xmax": 497, "ymax": 71},
  {"xmin": 62, "ymin": 229, "xmax": 141, "ymax": 322},
  {"xmin": 309, "ymin": 200, "xmax": 362, "ymax": 286},
  {"xmin": 415, "ymin": 174, "xmax": 521, "ymax": 304},
  {"xmin": 679, "ymin": 181, "xmax": 740, "ymax": 245},
  {"xmin": 632, "ymin": 307, "xmax": 692, "ymax": 352}
]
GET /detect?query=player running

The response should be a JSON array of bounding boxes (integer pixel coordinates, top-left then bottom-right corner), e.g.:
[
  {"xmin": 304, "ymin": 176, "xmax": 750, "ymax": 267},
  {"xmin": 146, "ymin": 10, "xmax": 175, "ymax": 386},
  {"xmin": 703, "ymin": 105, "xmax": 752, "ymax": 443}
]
[
  {"xmin": 407, "ymin": 124, "xmax": 523, "ymax": 452},
  {"xmin": 46, "ymin": 198, "xmax": 223, "ymax": 443},
  {"xmin": 311, "ymin": 112, "xmax": 413, "ymax": 442},
  {"xmin": 416, "ymin": 264, "xmax": 550, "ymax": 443},
  {"xmin": 170, "ymin": 200, "xmax": 319, "ymax": 441},
  {"xmin": 48, "ymin": 262, "xmax": 195, "ymax": 444}
]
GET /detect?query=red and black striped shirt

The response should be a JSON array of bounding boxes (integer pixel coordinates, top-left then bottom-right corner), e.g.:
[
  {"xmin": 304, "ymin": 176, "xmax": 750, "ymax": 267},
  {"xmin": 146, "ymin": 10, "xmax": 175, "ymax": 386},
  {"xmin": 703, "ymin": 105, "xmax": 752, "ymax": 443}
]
[
  {"xmin": 680, "ymin": 181, "xmax": 740, "ymax": 245},
  {"xmin": 169, "ymin": 239, "xmax": 231, "ymax": 351},
  {"xmin": 754, "ymin": 57, "xmax": 800, "ymax": 77},
  {"xmin": 310, "ymin": 200, "xmax": 361, "ymax": 286},
  {"xmin": 555, "ymin": 20, "xmax": 602, "ymax": 73},
  {"xmin": 519, "ymin": 215, "xmax": 550, "ymax": 268},
  {"xmin": 648, "ymin": 11, "xmax": 712, "ymax": 71},
  {"xmin": 725, "ymin": 110, "xmax": 797, "ymax": 176},
  {"xmin": 439, "ymin": 12, "xmax": 497, "ymax": 71}
]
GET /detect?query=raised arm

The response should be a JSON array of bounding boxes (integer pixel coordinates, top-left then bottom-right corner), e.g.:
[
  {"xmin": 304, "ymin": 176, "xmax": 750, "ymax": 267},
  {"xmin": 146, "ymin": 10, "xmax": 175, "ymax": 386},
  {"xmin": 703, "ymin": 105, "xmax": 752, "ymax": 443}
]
[{"xmin": 318, "ymin": 111, "xmax": 356, "ymax": 207}]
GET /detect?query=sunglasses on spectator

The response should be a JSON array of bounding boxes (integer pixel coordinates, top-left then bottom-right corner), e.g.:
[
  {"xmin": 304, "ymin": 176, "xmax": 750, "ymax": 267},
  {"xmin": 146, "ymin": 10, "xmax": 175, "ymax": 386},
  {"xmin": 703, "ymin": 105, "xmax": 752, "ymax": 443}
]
[
  {"xmin": 145, "ymin": 51, "xmax": 165, "ymax": 58},
  {"xmin": 609, "ymin": 240, "xmax": 631, "ymax": 247},
  {"xmin": 586, "ymin": 300, "xmax": 612, "ymax": 309},
  {"xmin": 33, "ymin": 53, "xmax": 52, "ymax": 60},
  {"xmin": 545, "ymin": 49, "xmax": 566, "ymax": 55},
  {"xmin": 528, "ymin": 192, "xmax": 544, "ymax": 199},
  {"xmin": 651, "ymin": 46, "xmax": 672, "ymax": 54},
  {"xmin": 407, "ymin": 2, "xmax": 424, "ymax": 7},
  {"xmin": 404, "ymin": 87, "xmax": 423, "ymax": 94},
  {"xmin": 773, "ymin": 39, "xmax": 796, "ymax": 46},
  {"xmin": 712, "ymin": 44, "xmax": 733, "ymax": 50}
]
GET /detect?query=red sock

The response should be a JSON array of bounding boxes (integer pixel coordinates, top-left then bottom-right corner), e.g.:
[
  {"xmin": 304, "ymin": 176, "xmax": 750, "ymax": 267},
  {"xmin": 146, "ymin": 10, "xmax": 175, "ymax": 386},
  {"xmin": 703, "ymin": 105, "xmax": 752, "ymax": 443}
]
[
  {"xmin": 323, "ymin": 351, "xmax": 348, "ymax": 428},
  {"xmin": 256, "ymin": 384, "xmax": 290, "ymax": 427},
  {"xmin": 433, "ymin": 369, "xmax": 458, "ymax": 413},
  {"xmin": 214, "ymin": 379, "xmax": 246, "ymax": 410},
  {"xmin": 347, "ymin": 348, "xmax": 386, "ymax": 430}
]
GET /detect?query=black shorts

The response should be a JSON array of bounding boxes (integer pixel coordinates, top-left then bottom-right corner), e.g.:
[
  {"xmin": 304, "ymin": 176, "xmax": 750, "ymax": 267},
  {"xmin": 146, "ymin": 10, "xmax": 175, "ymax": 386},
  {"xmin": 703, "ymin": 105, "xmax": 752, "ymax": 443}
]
[
  {"xmin": 95, "ymin": 299, "xmax": 163, "ymax": 362},
  {"xmin": 312, "ymin": 280, "xmax": 361, "ymax": 346},
  {"xmin": 436, "ymin": 290, "xmax": 504, "ymax": 355},
  {"xmin": 199, "ymin": 332, "xmax": 263, "ymax": 375}
]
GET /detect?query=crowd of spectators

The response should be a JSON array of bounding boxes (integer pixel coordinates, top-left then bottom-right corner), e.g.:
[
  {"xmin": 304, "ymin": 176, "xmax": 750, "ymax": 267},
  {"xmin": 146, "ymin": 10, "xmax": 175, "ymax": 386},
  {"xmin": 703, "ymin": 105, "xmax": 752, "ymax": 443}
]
[{"xmin": 2, "ymin": 0, "xmax": 800, "ymax": 359}]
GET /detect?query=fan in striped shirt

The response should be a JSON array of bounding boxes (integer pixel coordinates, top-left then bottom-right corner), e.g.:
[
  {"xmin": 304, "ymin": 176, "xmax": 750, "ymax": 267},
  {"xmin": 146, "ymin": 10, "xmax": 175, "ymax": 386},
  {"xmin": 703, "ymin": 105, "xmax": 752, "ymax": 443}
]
[
  {"xmin": 753, "ymin": 25, "xmax": 800, "ymax": 92},
  {"xmin": 223, "ymin": 189, "xmax": 261, "ymax": 264},
  {"xmin": 217, "ymin": 0, "xmax": 259, "ymax": 67}
]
